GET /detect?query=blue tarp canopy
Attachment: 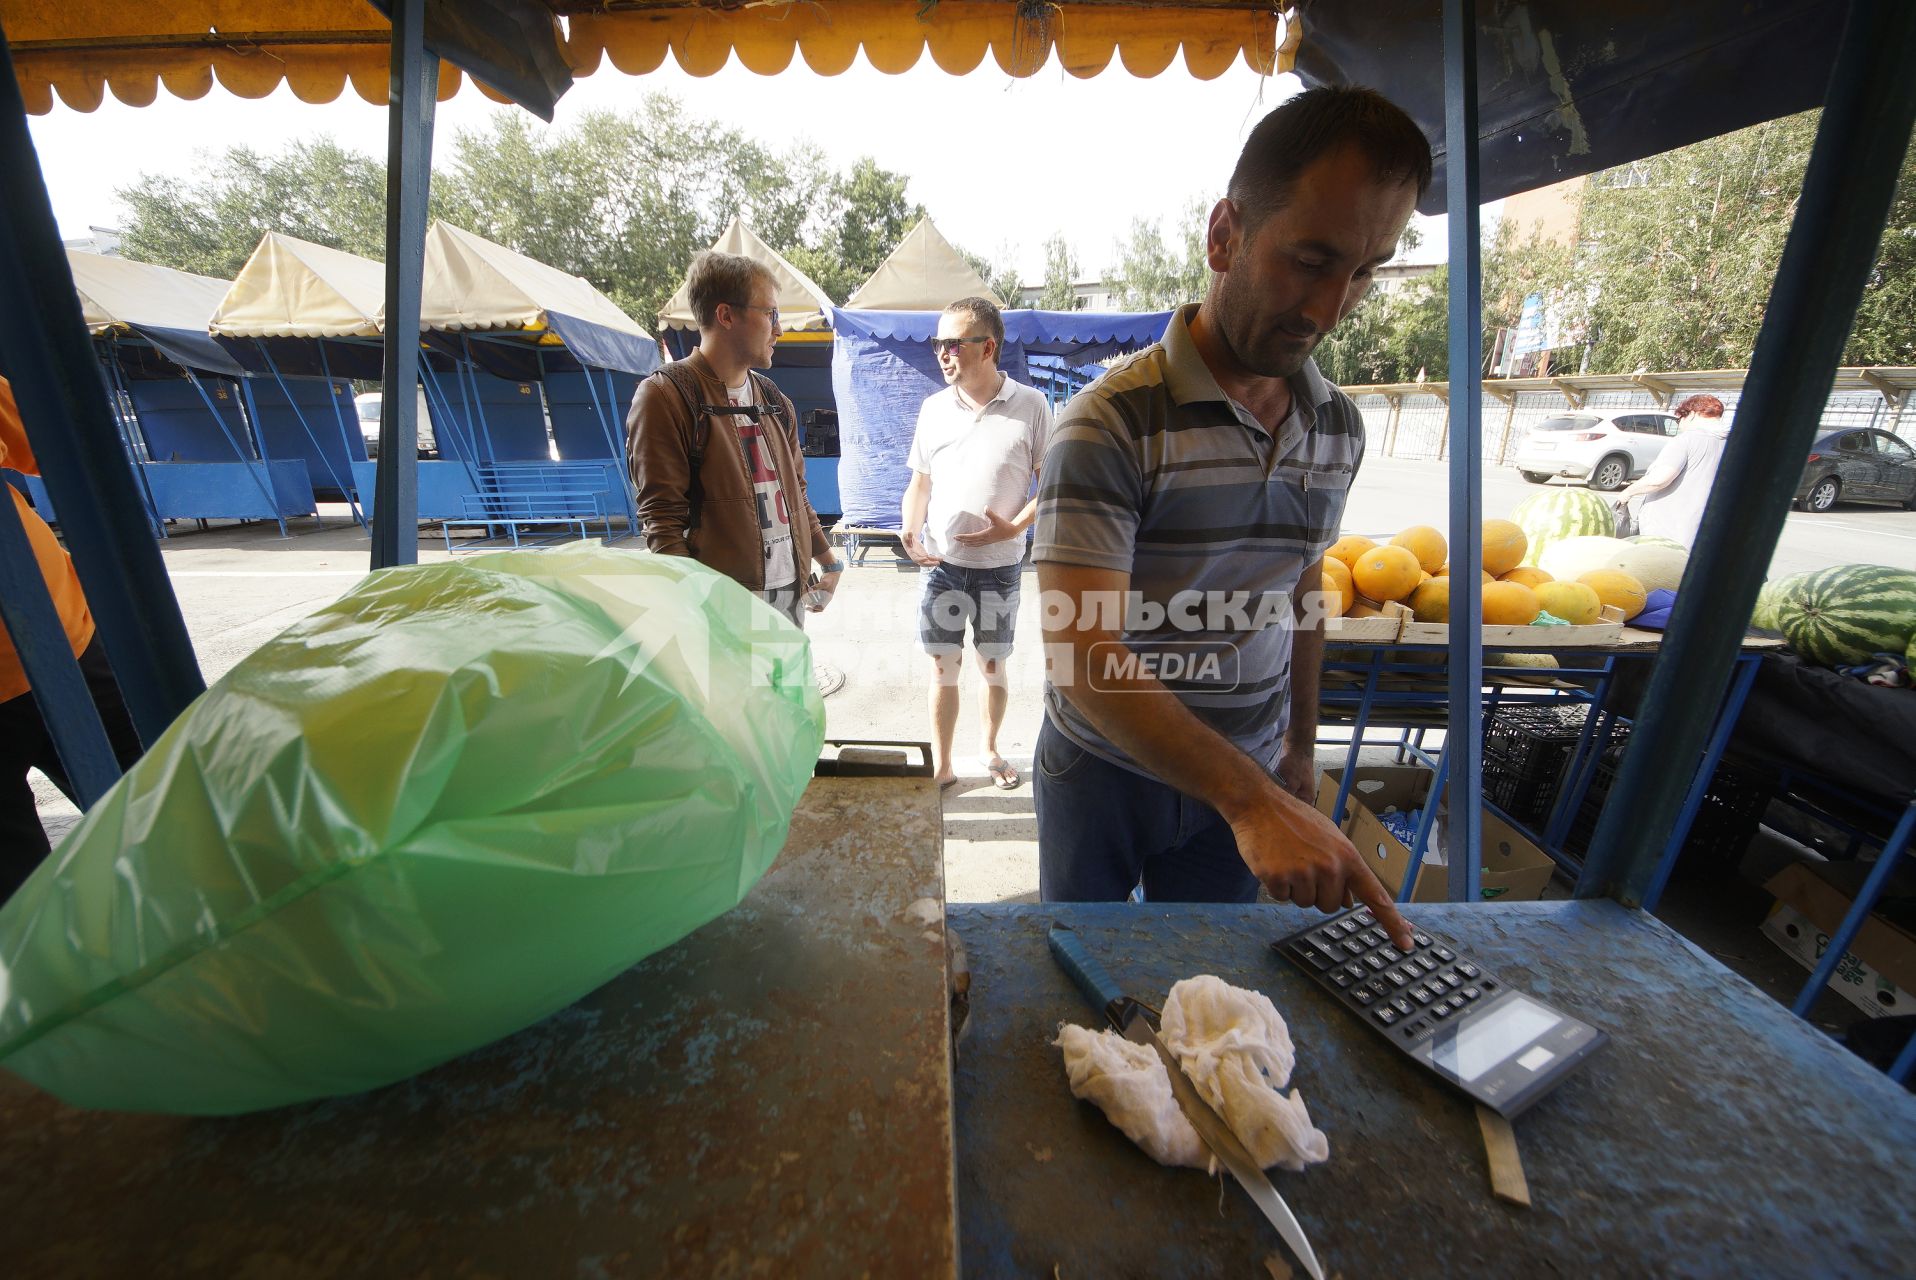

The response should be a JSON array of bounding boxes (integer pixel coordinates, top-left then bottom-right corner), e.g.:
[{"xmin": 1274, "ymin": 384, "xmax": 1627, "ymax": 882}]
[
  {"xmin": 829, "ymin": 307, "xmax": 1172, "ymax": 529},
  {"xmin": 831, "ymin": 308, "xmax": 1171, "ymax": 367}
]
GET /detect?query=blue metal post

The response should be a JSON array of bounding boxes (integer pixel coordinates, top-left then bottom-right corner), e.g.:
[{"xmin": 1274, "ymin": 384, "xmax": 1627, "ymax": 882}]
[
  {"xmin": 99, "ymin": 342, "xmax": 164, "ymax": 537},
  {"xmin": 0, "ymin": 483, "xmax": 120, "ymax": 805},
  {"xmin": 0, "ymin": 22, "xmax": 202, "ymax": 744},
  {"xmin": 1640, "ymin": 655, "xmax": 1761, "ymax": 912},
  {"xmin": 256, "ymin": 341, "xmax": 366, "ymax": 526},
  {"xmin": 1441, "ymin": 0, "xmax": 1484, "ymax": 903},
  {"xmin": 1578, "ymin": 0, "xmax": 1916, "ymax": 905},
  {"xmin": 189, "ymin": 371, "xmax": 288, "ymax": 537},
  {"xmin": 1791, "ymin": 801, "xmax": 1916, "ymax": 1019},
  {"xmin": 370, "ymin": 0, "xmax": 436, "ymax": 570},
  {"xmin": 316, "ymin": 342, "xmax": 370, "ymax": 530}
]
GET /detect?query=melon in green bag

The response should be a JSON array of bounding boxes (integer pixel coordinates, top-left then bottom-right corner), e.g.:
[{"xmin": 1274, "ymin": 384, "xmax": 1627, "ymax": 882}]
[{"xmin": 0, "ymin": 543, "xmax": 824, "ymax": 1114}]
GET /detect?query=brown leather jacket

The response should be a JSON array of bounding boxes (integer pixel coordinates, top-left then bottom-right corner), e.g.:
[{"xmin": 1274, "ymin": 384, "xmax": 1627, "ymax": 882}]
[{"xmin": 625, "ymin": 350, "xmax": 830, "ymax": 592}]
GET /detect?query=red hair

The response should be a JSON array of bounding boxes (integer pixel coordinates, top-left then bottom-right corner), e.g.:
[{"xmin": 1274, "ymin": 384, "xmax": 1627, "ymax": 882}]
[{"xmin": 1674, "ymin": 394, "xmax": 1726, "ymax": 419}]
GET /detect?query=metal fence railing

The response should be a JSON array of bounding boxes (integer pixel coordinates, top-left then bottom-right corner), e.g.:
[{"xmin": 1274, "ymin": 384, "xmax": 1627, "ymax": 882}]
[{"xmin": 1345, "ymin": 367, "xmax": 1914, "ymax": 463}]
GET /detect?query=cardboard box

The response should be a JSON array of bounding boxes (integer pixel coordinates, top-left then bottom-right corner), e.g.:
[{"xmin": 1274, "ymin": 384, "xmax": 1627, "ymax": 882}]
[
  {"xmin": 1316, "ymin": 765, "xmax": 1557, "ymax": 903},
  {"xmin": 1761, "ymin": 861, "xmax": 1916, "ymax": 1019}
]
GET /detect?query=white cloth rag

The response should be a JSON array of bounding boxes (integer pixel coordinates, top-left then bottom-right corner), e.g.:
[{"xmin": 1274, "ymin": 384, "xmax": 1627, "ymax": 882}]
[{"xmin": 1053, "ymin": 974, "xmax": 1330, "ymax": 1172}]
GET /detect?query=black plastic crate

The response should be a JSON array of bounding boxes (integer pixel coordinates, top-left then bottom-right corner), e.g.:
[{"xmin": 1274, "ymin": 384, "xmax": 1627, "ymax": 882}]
[
  {"xmin": 1480, "ymin": 702, "xmax": 1626, "ymax": 828},
  {"xmin": 1565, "ymin": 748, "xmax": 1773, "ymax": 866}
]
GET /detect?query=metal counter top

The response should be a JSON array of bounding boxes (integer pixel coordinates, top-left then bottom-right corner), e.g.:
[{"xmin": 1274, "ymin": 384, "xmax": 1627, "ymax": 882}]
[
  {"xmin": 0, "ymin": 775, "xmax": 955, "ymax": 1278},
  {"xmin": 950, "ymin": 899, "xmax": 1916, "ymax": 1279}
]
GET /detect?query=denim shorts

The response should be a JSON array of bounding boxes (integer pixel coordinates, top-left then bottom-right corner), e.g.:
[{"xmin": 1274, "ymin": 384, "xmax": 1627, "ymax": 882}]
[{"xmin": 918, "ymin": 562, "xmax": 1022, "ymax": 657}]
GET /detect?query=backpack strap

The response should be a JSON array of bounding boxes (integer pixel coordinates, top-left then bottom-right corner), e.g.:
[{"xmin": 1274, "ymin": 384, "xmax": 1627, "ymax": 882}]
[{"xmin": 648, "ymin": 360, "xmax": 715, "ymax": 534}]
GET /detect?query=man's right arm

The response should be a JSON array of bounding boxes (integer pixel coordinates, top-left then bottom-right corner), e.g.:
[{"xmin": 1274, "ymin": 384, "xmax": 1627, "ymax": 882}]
[
  {"xmin": 626, "ymin": 376, "xmax": 693, "ymax": 556},
  {"xmin": 900, "ymin": 470, "xmax": 938, "ymax": 565},
  {"xmin": 1038, "ymin": 560, "xmax": 1410, "ymax": 944}
]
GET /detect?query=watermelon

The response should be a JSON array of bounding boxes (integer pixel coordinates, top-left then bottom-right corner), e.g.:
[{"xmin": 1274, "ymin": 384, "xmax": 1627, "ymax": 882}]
[
  {"xmin": 1511, "ymin": 489, "xmax": 1616, "ymax": 566},
  {"xmin": 1751, "ymin": 579, "xmax": 1788, "ymax": 631},
  {"xmin": 1538, "ymin": 535, "xmax": 1630, "ymax": 583},
  {"xmin": 1766, "ymin": 565, "xmax": 1916, "ymax": 666}
]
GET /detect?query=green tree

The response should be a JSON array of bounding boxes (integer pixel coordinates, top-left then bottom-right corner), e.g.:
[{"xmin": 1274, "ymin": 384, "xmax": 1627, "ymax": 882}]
[
  {"xmin": 785, "ymin": 157, "xmax": 926, "ymax": 302},
  {"xmin": 117, "ymin": 138, "xmax": 388, "ymax": 278},
  {"xmin": 1036, "ymin": 233, "xmax": 1082, "ymax": 311},
  {"xmin": 957, "ymin": 242, "xmax": 1024, "ymax": 307},
  {"xmin": 1104, "ymin": 201, "xmax": 1212, "ymax": 309},
  {"xmin": 117, "ymin": 93, "xmax": 931, "ymax": 325}
]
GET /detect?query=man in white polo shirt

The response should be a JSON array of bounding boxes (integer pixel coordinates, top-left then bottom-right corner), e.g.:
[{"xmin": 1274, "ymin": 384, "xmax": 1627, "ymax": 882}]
[{"xmin": 901, "ymin": 297, "xmax": 1050, "ymax": 790}]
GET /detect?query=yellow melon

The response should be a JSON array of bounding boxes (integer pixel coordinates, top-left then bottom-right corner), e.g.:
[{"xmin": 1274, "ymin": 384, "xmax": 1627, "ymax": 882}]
[
  {"xmin": 1322, "ymin": 555, "xmax": 1353, "ymax": 604},
  {"xmin": 1391, "ymin": 525, "xmax": 1448, "ymax": 573},
  {"xmin": 1409, "ymin": 577, "xmax": 1450, "ymax": 623},
  {"xmin": 1351, "ymin": 544, "xmax": 1424, "ymax": 602},
  {"xmin": 1482, "ymin": 519, "xmax": 1528, "ymax": 576},
  {"xmin": 1317, "ymin": 566, "xmax": 1352, "ymax": 618},
  {"xmin": 1534, "ymin": 580, "xmax": 1602, "ymax": 625},
  {"xmin": 1327, "ymin": 535, "xmax": 1376, "ymax": 569},
  {"xmin": 1500, "ymin": 566, "xmax": 1553, "ymax": 590},
  {"xmin": 1578, "ymin": 569, "xmax": 1647, "ymax": 621},
  {"xmin": 1482, "ymin": 580, "xmax": 1542, "ymax": 626}
]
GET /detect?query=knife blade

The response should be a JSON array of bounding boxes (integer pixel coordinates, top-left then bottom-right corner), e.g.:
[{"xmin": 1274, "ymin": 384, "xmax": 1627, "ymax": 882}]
[{"xmin": 1048, "ymin": 924, "xmax": 1326, "ymax": 1280}]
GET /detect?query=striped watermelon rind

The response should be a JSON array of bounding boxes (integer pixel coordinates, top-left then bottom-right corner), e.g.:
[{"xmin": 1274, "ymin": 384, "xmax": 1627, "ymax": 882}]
[
  {"xmin": 1766, "ymin": 565, "xmax": 1916, "ymax": 666},
  {"xmin": 1510, "ymin": 489, "xmax": 1616, "ymax": 567},
  {"xmin": 1750, "ymin": 578, "xmax": 1788, "ymax": 632}
]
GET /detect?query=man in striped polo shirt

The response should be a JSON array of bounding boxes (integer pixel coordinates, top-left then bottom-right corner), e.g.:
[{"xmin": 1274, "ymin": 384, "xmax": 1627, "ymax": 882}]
[{"xmin": 1032, "ymin": 87, "xmax": 1429, "ymax": 948}]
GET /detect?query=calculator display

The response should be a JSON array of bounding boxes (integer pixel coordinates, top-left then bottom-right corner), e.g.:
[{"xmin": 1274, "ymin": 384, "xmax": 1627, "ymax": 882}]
[{"xmin": 1432, "ymin": 994, "xmax": 1560, "ymax": 1081}]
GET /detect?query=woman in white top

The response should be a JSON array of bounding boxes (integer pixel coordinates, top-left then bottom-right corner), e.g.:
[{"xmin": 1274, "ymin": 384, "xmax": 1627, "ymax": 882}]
[{"xmin": 1614, "ymin": 393, "xmax": 1731, "ymax": 548}]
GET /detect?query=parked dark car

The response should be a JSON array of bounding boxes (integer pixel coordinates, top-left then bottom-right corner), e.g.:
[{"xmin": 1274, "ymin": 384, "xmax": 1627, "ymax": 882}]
[{"xmin": 1794, "ymin": 427, "xmax": 1916, "ymax": 512}]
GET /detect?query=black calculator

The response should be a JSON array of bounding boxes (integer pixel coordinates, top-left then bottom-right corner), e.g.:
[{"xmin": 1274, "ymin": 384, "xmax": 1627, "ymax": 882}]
[{"xmin": 1272, "ymin": 908, "xmax": 1607, "ymax": 1117}]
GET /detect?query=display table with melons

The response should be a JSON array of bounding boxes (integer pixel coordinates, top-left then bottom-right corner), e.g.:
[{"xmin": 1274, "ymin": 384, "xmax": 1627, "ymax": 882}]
[{"xmin": 1318, "ymin": 489, "xmax": 1785, "ymax": 655}]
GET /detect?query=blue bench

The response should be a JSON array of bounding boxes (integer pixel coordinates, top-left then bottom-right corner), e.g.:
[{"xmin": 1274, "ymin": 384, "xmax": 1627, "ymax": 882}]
[{"xmin": 441, "ymin": 461, "xmax": 628, "ymax": 551}]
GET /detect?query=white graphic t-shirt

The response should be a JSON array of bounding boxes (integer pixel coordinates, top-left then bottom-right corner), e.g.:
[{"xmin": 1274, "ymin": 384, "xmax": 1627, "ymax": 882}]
[{"xmin": 728, "ymin": 380, "xmax": 797, "ymax": 592}]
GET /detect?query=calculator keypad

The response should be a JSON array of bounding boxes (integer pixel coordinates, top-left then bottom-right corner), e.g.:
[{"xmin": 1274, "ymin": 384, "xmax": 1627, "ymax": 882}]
[{"xmin": 1277, "ymin": 907, "xmax": 1501, "ymax": 1048}]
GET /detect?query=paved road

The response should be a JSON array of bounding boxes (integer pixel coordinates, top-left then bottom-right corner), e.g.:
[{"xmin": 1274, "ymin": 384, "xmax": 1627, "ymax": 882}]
[{"xmin": 1342, "ymin": 455, "xmax": 1916, "ymax": 577}]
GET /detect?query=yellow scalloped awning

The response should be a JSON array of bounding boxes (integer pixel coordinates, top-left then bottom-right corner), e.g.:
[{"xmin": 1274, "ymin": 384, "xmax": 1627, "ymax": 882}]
[{"xmin": 4, "ymin": 2, "xmax": 1292, "ymax": 115}]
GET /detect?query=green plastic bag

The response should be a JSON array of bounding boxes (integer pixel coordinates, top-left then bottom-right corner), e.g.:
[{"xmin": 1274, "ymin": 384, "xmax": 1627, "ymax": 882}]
[{"xmin": 0, "ymin": 543, "xmax": 823, "ymax": 1113}]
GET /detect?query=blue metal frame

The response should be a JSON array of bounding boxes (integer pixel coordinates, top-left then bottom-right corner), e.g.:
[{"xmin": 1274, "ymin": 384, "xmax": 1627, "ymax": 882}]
[
  {"xmin": 1579, "ymin": 0, "xmax": 1916, "ymax": 906},
  {"xmin": 0, "ymin": 21, "xmax": 202, "ymax": 745},
  {"xmin": 0, "ymin": 480, "xmax": 119, "ymax": 805},
  {"xmin": 369, "ymin": 0, "xmax": 435, "ymax": 570},
  {"xmin": 250, "ymin": 340, "xmax": 367, "ymax": 527},
  {"xmin": 179, "ymin": 369, "xmax": 289, "ymax": 536},
  {"xmin": 1440, "ymin": 0, "xmax": 1485, "ymax": 903}
]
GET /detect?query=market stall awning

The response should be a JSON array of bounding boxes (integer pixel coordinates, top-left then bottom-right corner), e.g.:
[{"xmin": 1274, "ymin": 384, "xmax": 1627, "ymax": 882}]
[
  {"xmin": 2, "ymin": 2, "xmax": 1288, "ymax": 115},
  {"xmin": 65, "ymin": 248, "xmax": 241, "ymax": 375},
  {"xmin": 843, "ymin": 218, "xmax": 1000, "ymax": 312},
  {"xmin": 1291, "ymin": 0, "xmax": 1849, "ymax": 213},
  {"xmin": 210, "ymin": 232, "xmax": 386, "ymax": 340},
  {"xmin": 657, "ymin": 217, "xmax": 836, "ymax": 335},
  {"xmin": 419, "ymin": 221, "xmax": 660, "ymax": 375}
]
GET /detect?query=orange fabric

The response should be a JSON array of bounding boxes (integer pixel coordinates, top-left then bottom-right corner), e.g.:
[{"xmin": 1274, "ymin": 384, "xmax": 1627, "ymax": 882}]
[
  {"xmin": 6, "ymin": 2, "xmax": 1287, "ymax": 113},
  {"xmin": 0, "ymin": 378, "xmax": 95, "ymax": 703}
]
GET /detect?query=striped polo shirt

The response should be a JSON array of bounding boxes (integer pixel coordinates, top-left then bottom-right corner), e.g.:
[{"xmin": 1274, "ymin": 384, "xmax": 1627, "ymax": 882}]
[{"xmin": 1033, "ymin": 304, "xmax": 1365, "ymax": 776}]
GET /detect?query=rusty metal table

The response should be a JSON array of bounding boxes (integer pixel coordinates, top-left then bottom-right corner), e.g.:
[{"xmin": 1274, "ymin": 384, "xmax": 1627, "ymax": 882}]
[
  {"xmin": 0, "ymin": 776, "xmax": 955, "ymax": 1278},
  {"xmin": 950, "ymin": 899, "xmax": 1916, "ymax": 1278}
]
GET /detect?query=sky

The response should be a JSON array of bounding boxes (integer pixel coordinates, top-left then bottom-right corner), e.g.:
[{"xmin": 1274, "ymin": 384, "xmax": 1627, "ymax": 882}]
[{"xmin": 25, "ymin": 46, "xmax": 1446, "ymax": 285}]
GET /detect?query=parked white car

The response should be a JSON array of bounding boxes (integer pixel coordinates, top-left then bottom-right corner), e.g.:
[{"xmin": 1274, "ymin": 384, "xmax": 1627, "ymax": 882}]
[
  {"xmin": 355, "ymin": 389, "xmax": 437, "ymax": 458},
  {"xmin": 1512, "ymin": 409, "xmax": 1678, "ymax": 491}
]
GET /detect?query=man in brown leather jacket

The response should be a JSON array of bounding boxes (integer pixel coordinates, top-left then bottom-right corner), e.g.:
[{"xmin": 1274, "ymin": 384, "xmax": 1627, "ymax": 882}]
[{"xmin": 626, "ymin": 250, "xmax": 843, "ymax": 623}]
